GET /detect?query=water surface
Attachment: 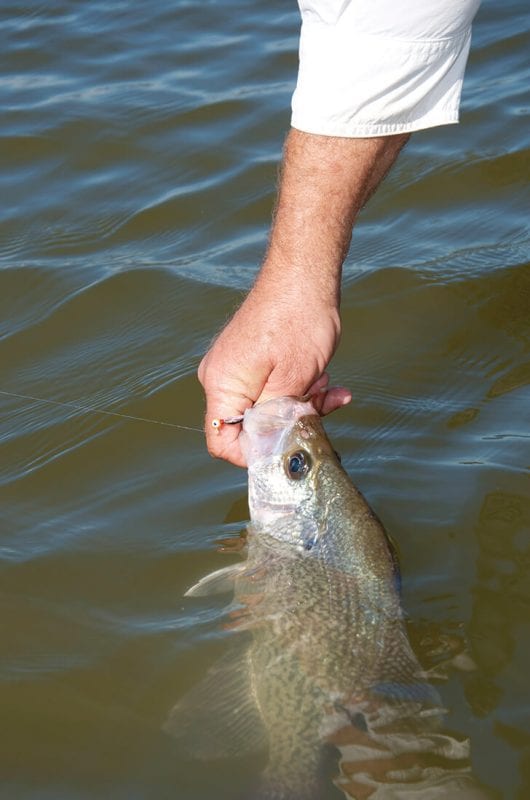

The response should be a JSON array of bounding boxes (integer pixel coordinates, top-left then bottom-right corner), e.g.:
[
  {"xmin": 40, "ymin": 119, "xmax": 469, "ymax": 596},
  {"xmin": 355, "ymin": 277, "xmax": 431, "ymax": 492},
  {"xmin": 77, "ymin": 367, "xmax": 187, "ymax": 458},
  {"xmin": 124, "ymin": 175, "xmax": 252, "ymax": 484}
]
[{"xmin": 1, "ymin": 1, "xmax": 529, "ymax": 798}]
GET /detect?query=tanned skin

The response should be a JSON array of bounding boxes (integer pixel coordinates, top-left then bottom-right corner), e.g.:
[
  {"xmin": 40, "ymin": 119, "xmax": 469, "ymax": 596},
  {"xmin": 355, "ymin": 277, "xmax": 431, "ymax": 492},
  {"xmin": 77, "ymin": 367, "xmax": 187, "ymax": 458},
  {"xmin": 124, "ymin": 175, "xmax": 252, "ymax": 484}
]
[{"xmin": 199, "ymin": 128, "xmax": 410, "ymax": 466}]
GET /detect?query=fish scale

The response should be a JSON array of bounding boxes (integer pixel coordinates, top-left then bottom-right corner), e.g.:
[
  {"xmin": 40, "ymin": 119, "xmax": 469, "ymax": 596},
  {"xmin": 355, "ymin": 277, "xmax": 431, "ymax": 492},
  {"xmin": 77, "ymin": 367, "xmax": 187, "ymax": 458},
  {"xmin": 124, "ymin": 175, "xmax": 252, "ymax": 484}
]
[{"xmin": 167, "ymin": 397, "xmax": 493, "ymax": 799}]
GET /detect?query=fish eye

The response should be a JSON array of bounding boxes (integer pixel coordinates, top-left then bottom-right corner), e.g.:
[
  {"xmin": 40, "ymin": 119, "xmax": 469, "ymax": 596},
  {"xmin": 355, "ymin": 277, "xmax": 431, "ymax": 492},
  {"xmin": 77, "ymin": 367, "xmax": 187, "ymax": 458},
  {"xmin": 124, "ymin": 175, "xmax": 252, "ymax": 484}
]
[{"xmin": 285, "ymin": 450, "xmax": 311, "ymax": 480}]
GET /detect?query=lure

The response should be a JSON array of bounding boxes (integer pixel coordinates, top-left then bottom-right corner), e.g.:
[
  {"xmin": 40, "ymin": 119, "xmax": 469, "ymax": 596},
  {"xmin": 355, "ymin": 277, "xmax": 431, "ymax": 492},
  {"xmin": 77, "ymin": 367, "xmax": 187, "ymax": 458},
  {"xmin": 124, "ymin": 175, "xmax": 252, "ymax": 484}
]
[
  {"xmin": 211, "ymin": 415, "xmax": 244, "ymax": 434},
  {"xmin": 210, "ymin": 389, "xmax": 330, "ymax": 433}
]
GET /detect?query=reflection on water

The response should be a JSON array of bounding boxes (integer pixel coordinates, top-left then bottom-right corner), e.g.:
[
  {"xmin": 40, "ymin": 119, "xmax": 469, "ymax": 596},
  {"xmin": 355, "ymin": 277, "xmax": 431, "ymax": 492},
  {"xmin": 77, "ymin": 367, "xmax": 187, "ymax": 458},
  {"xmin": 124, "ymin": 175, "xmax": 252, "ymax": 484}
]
[{"xmin": 0, "ymin": 0, "xmax": 529, "ymax": 797}]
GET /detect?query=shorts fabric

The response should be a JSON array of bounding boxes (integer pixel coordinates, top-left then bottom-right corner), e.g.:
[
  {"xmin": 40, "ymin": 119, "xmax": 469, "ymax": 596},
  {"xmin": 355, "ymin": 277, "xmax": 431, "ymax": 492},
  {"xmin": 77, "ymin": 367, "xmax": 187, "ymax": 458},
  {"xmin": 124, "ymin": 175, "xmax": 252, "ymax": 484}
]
[{"xmin": 291, "ymin": 0, "xmax": 482, "ymax": 137}]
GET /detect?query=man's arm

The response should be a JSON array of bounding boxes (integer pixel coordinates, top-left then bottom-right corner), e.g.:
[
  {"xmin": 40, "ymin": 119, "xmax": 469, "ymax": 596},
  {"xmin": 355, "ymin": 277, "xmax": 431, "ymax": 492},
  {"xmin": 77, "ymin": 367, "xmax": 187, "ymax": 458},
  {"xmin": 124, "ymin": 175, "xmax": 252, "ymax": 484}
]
[
  {"xmin": 198, "ymin": 0, "xmax": 479, "ymax": 466},
  {"xmin": 198, "ymin": 128, "xmax": 409, "ymax": 466}
]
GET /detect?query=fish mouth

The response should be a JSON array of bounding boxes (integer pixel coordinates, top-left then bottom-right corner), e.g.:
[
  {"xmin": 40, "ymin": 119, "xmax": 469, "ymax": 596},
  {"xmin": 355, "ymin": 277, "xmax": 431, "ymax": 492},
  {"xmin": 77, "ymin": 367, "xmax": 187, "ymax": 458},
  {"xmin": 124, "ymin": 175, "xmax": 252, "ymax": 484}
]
[
  {"xmin": 241, "ymin": 396, "xmax": 317, "ymax": 464},
  {"xmin": 247, "ymin": 461, "xmax": 298, "ymax": 514},
  {"xmin": 248, "ymin": 499, "xmax": 297, "ymax": 526}
]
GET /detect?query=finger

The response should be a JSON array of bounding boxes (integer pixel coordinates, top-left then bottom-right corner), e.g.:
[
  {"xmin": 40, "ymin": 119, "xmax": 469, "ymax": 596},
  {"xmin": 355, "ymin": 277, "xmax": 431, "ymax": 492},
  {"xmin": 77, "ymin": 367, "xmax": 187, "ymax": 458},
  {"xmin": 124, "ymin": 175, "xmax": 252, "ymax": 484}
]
[
  {"xmin": 203, "ymin": 392, "xmax": 251, "ymax": 468},
  {"xmin": 306, "ymin": 373, "xmax": 330, "ymax": 414},
  {"xmin": 305, "ymin": 372, "xmax": 330, "ymax": 398},
  {"xmin": 205, "ymin": 417, "xmax": 246, "ymax": 468},
  {"xmin": 320, "ymin": 386, "xmax": 352, "ymax": 416},
  {"xmin": 256, "ymin": 368, "xmax": 324, "ymax": 407}
]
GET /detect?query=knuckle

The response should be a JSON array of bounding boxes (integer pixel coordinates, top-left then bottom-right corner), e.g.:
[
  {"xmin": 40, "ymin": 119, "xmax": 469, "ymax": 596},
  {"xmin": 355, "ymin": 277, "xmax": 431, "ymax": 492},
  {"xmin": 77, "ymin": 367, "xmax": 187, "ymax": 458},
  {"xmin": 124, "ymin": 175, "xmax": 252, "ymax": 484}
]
[{"xmin": 206, "ymin": 439, "xmax": 221, "ymax": 459}]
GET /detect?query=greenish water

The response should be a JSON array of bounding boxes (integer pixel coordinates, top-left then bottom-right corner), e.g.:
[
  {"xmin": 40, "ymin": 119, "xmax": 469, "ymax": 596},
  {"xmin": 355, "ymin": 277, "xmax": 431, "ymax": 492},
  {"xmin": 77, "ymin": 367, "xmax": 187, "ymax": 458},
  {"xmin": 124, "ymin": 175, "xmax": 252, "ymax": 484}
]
[{"xmin": 1, "ymin": 1, "xmax": 529, "ymax": 798}]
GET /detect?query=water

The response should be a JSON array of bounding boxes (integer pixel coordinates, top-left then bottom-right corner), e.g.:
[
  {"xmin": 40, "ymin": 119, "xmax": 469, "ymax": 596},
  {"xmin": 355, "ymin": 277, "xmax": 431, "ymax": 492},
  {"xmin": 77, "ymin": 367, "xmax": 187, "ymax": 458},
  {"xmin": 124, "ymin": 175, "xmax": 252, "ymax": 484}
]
[{"xmin": 0, "ymin": 0, "xmax": 528, "ymax": 797}]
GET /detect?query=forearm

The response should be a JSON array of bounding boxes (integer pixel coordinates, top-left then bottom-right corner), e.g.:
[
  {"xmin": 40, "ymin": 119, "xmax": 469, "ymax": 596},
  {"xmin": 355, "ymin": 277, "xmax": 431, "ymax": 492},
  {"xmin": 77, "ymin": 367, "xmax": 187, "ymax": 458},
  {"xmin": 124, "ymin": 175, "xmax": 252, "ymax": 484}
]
[
  {"xmin": 256, "ymin": 128, "xmax": 410, "ymax": 306},
  {"xmin": 199, "ymin": 0, "xmax": 478, "ymax": 466},
  {"xmin": 199, "ymin": 128, "xmax": 409, "ymax": 465}
]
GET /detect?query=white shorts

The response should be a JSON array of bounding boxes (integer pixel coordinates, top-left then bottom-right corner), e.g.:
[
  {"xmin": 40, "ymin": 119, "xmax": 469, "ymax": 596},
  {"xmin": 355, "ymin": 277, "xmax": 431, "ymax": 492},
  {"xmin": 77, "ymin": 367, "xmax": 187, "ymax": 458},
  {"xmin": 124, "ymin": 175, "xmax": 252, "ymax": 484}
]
[{"xmin": 291, "ymin": 0, "xmax": 482, "ymax": 137}]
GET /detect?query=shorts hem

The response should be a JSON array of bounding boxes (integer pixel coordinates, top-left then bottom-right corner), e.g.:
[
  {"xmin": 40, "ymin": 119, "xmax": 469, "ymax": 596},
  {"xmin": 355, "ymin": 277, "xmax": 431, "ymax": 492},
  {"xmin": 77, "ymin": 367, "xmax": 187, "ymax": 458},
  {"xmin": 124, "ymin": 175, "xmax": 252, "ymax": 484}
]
[{"xmin": 290, "ymin": 113, "xmax": 460, "ymax": 138}]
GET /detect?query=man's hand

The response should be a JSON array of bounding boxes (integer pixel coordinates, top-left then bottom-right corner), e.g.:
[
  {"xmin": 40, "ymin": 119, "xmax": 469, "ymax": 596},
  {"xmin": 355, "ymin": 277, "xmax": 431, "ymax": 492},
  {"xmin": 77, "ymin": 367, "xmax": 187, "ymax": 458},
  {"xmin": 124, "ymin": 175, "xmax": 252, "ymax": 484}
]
[
  {"xmin": 198, "ymin": 279, "xmax": 350, "ymax": 467},
  {"xmin": 198, "ymin": 129, "xmax": 409, "ymax": 466}
]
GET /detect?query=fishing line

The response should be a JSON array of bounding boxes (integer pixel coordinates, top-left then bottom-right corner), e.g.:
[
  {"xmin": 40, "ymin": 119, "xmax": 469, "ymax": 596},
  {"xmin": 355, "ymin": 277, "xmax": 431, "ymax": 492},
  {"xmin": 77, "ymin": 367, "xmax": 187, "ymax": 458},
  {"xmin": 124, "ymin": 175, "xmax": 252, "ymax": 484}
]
[{"xmin": 0, "ymin": 389, "xmax": 204, "ymax": 434}]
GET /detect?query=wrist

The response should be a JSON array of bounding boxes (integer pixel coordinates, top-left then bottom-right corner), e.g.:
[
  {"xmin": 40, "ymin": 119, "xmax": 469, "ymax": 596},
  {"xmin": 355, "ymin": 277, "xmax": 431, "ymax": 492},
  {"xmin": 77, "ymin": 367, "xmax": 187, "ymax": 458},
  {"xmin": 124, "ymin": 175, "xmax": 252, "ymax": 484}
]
[
  {"xmin": 245, "ymin": 271, "xmax": 342, "ymax": 350},
  {"xmin": 255, "ymin": 251, "xmax": 342, "ymax": 311}
]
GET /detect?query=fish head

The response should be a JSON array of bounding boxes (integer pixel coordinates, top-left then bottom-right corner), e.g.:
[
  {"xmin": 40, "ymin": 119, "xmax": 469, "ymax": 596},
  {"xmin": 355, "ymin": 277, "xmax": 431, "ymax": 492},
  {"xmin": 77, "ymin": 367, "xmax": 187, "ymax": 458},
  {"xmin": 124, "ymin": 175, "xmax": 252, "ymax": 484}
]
[{"xmin": 240, "ymin": 396, "xmax": 342, "ymax": 550}]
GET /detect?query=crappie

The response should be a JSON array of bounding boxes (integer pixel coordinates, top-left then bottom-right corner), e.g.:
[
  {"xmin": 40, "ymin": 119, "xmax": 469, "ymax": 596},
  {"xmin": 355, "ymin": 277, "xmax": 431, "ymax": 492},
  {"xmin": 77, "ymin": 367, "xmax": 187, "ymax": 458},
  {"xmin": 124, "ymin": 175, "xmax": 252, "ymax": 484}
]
[{"xmin": 167, "ymin": 397, "xmax": 491, "ymax": 799}]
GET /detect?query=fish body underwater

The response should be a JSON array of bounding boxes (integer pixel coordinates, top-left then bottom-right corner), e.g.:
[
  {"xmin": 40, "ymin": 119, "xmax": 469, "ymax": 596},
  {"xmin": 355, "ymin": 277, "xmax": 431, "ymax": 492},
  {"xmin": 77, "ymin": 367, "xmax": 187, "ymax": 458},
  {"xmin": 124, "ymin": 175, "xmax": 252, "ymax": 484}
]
[{"xmin": 166, "ymin": 397, "xmax": 492, "ymax": 799}]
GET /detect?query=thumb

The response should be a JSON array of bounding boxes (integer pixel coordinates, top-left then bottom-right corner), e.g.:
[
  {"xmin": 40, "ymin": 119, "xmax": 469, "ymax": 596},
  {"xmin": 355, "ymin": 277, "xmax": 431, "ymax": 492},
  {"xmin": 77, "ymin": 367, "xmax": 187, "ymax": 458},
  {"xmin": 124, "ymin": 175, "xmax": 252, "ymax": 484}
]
[{"xmin": 202, "ymin": 386, "xmax": 252, "ymax": 467}]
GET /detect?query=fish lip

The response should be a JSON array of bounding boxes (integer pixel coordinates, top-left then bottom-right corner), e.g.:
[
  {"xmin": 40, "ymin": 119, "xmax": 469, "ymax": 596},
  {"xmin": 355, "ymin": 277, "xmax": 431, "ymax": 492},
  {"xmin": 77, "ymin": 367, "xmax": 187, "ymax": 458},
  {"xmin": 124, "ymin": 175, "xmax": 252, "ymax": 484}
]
[
  {"xmin": 242, "ymin": 395, "xmax": 316, "ymax": 424},
  {"xmin": 241, "ymin": 396, "xmax": 317, "ymax": 464}
]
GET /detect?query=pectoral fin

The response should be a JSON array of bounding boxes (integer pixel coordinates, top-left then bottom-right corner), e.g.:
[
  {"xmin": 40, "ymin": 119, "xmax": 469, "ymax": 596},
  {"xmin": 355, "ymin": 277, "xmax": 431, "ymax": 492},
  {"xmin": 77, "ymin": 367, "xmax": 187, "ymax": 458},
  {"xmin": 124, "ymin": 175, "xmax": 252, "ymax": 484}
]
[
  {"xmin": 163, "ymin": 647, "xmax": 267, "ymax": 760},
  {"xmin": 185, "ymin": 563, "xmax": 244, "ymax": 597}
]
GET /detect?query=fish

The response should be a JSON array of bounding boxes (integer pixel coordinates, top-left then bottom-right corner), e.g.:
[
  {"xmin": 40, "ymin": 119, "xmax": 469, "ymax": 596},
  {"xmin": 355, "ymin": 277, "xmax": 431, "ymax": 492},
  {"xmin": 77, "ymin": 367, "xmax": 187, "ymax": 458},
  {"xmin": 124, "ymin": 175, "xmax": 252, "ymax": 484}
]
[{"xmin": 166, "ymin": 397, "xmax": 493, "ymax": 799}]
